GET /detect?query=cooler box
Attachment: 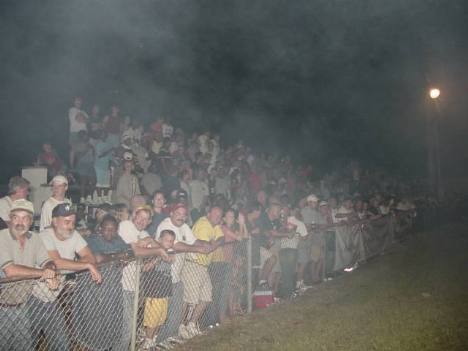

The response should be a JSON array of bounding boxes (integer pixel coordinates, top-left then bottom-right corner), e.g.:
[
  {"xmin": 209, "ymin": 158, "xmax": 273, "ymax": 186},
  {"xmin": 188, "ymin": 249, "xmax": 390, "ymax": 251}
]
[{"xmin": 253, "ymin": 290, "xmax": 273, "ymax": 309}]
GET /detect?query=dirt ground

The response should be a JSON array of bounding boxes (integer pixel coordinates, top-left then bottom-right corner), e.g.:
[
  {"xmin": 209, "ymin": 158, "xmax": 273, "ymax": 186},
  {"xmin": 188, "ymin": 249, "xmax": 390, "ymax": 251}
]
[{"xmin": 174, "ymin": 223, "xmax": 468, "ymax": 351}]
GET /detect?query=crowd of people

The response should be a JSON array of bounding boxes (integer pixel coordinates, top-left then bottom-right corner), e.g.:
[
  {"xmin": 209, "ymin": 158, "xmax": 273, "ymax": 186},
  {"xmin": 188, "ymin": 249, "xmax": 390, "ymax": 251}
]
[{"xmin": 0, "ymin": 96, "xmax": 421, "ymax": 350}]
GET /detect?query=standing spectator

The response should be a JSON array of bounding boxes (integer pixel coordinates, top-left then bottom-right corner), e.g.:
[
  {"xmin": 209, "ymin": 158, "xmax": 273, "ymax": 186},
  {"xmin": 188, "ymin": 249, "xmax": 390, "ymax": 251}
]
[
  {"xmin": 39, "ymin": 175, "xmax": 71, "ymax": 231},
  {"xmin": 219, "ymin": 209, "xmax": 246, "ymax": 320},
  {"xmin": 87, "ymin": 104, "xmax": 102, "ymax": 140},
  {"xmin": 0, "ymin": 176, "xmax": 30, "ymax": 223},
  {"xmin": 298, "ymin": 194, "xmax": 320, "ymax": 289},
  {"xmin": 0, "ymin": 199, "xmax": 57, "ymax": 351},
  {"xmin": 102, "ymin": 104, "xmax": 122, "ymax": 149},
  {"xmin": 73, "ymin": 131, "xmax": 96, "ymax": 200},
  {"xmin": 113, "ymin": 160, "xmax": 141, "ymax": 208},
  {"xmin": 94, "ymin": 131, "xmax": 114, "ymax": 201},
  {"xmin": 117, "ymin": 205, "xmax": 171, "ymax": 350},
  {"xmin": 154, "ymin": 204, "xmax": 214, "ymax": 345},
  {"xmin": 69, "ymin": 96, "xmax": 88, "ymax": 165},
  {"xmin": 255, "ymin": 204, "xmax": 281, "ymax": 290},
  {"xmin": 178, "ymin": 206, "xmax": 224, "ymax": 339},
  {"xmin": 141, "ymin": 229, "xmax": 176, "ymax": 349},
  {"xmin": 277, "ymin": 207, "xmax": 307, "ymax": 298}
]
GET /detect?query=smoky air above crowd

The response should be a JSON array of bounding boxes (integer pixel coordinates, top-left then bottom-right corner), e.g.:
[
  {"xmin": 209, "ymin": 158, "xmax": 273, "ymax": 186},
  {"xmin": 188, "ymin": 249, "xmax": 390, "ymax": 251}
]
[{"xmin": 1, "ymin": 0, "xmax": 468, "ymax": 182}]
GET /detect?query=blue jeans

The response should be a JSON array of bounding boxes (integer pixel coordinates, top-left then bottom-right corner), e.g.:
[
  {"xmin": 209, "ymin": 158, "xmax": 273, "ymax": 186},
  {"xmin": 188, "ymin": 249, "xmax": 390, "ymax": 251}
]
[
  {"xmin": 0, "ymin": 304, "xmax": 34, "ymax": 351},
  {"xmin": 279, "ymin": 248, "xmax": 298, "ymax": 298},
  {"xmin": 26, "ymin": 296, "xmax": 70, "ymax": 351}
]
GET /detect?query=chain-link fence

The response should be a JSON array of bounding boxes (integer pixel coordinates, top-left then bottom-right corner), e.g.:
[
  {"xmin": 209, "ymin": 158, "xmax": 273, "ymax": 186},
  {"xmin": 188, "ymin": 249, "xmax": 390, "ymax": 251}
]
[{"xmin": 0, "ymin": 210, "xmax": 416, "ymax": 351}]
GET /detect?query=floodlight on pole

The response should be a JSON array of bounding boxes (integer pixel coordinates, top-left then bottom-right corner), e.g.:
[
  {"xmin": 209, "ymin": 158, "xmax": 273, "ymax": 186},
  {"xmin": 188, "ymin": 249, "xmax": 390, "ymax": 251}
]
[{"xmin": 429, "ymin": 88, "xmax": 440, "ymax": 99}]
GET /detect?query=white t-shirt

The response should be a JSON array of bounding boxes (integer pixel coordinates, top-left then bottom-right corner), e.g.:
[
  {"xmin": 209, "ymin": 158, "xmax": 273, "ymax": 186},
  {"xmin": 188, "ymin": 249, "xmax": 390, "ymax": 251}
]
[
  {"xmin": 156, "ymin": 217, "xmax": 196, "ymax": 283},
  {"xmin": 39, "ymin": 197, "xmax": 71, "ymax": 232},
  {"xmin": 69, "ymin": 107, "xmax": 88, "ymax": 133},
  {"xmin": 280, "ymin": 216, "xmax": 308, "ymax": 249},
  {"xmin": 118, "ymin": 220, "xmax": 149, "ymax": 291},
  {"xmin": 40, "ymin": 227, "xmax": 88, "ymax": 263},
  {"xmin": 0, "ymin": 196, "xmax": 12, "ymax": 222},
  {"xmin": 34, "ymin": 228, "xmax": 87, "ymax": 302}
]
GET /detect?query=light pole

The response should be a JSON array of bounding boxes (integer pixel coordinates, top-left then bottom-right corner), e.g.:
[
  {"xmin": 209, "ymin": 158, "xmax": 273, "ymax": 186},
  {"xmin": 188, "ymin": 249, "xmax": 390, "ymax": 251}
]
[{"xmin": 427, "ymin": 87, "xmax": 443, "ymax": 200}]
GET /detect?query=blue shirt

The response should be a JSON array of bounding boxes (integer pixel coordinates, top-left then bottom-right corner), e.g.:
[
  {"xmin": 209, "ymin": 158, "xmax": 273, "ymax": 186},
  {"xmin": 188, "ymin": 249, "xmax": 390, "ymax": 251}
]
[
  {"xmin": 86, "ymin": 234, "xmax": 129, "ymax": 255},
  {"xmin": 146, "ymin": 212, "xmax": 168, "ymax": 237}
]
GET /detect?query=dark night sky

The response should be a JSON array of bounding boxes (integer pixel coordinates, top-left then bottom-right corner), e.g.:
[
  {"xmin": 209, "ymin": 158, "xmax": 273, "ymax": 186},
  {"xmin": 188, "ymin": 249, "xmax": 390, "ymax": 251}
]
[{"xmin": 1, "ymin": 0, "xmax": 468, "ymax": 179}]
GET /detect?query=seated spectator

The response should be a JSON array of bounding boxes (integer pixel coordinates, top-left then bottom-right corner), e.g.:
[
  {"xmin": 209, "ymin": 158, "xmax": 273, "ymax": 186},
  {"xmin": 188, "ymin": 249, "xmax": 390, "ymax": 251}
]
[
  {"xmin": 112, "ymin": 203, "xmax": 131, "ymax": 223},
  {"xmin": 0, "ymin": 176, "xmax": 30, "ymax": 224},
  {"xmin": 113, "ymin": 160, "xmax": 141, "ymax": 208},
  {"xmin": 40, "ymin": 175, "xmax": 71, "ymax": 231},
  {"xmin": 130, "ymin": 194, "xmax": 147, "ymax": 212}
]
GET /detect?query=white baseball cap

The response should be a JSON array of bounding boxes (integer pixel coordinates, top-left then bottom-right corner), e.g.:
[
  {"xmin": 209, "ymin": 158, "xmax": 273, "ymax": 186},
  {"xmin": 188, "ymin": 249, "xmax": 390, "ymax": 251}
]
[
  {"xmin": 50, "ymin": 175, "xmax": 68, "ymax": 186},
  {"xmin": 307, "ymin": 194, "xmax": 319, "ymax": 202}
]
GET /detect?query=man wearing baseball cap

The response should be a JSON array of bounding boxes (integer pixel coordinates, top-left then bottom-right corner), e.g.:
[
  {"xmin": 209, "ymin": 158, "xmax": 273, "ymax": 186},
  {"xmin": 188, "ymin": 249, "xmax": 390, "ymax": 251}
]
[
  {"xmin": 30, "ymin": 203, "xmax": 101, "ymax": 350},
  {"xmin": 39, "ymin": 175, "xmax": 71, "ymax": 231},
  {"xmin": 0, "ymin": 199, "xmax": 57, "ymax": 350},
  {"xmin": 154, "ymin": 203, "xmax": 215, "ymax": 344},
  {"xmin": 40, "ymin": 203, "xmax": 101, "ymax": 281}
]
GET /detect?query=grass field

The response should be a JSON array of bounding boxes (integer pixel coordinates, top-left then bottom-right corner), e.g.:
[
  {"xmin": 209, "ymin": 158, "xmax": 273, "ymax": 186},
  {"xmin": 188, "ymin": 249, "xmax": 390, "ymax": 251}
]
[{"xmin": 174, "ymin": 223, "xmax": 468, "ymax": 351}]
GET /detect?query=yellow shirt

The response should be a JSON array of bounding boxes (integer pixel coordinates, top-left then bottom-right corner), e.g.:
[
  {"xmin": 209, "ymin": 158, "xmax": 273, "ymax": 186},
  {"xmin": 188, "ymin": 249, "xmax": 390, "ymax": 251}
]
[{"xmin": 191, "ymin": 216, "xmax": 224, "ymax": 266}]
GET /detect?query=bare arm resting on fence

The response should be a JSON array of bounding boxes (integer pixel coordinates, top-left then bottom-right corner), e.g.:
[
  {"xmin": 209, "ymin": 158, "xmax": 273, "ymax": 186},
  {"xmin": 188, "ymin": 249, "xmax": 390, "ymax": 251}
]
[
  {"xmin": 47, "ymin": 246, "xmax": 102, "ymax": 283},
  {"xmin": 3, "ymin": 262, "xmax": 55, "ymax": 280}
]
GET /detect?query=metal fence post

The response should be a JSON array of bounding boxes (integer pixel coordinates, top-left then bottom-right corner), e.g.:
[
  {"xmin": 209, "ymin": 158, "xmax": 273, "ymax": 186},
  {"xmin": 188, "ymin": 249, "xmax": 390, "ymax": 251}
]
[
  {"xmin": 130, "ymin": 259, "xmax": 142, "ymax": 351},
  {"xmin": 247, "ymin": 236, "xmax": 252, "ymax": 314}
]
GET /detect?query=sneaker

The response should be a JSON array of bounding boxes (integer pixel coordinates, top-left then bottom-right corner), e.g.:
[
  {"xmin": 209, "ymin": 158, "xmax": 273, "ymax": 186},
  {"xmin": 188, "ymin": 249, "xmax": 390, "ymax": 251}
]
[
  {"xmin": 166, "ymin": 336, "xmax": 184, "ymax": 345},
  {"xmin": 141, "ymin": 337, "xmax": 157, "ymax": 350},
  {"xmin": 157, "ymin": 340, "xmax": 173, "ymax": 350},
  {"xmin": 137, "ymin": 328, "xmax": 146, "ymax": 342},
  {"xmin": 186, "ymin": 322, "xmax": 201, "ymax": 337},
  {"xmin": 178, "ymin": 324, "xmax": 191, "ymax": 340}
]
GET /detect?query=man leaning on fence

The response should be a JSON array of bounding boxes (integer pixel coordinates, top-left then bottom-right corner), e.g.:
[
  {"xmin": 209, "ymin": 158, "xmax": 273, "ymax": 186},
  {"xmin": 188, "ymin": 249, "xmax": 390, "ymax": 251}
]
[
  {"xmin": 154, "ymin": 203, "xmax": 216, "ymax": 346},
  {"xmin": 178, "ymin": 206, "xmax": 224, "ymax": 339},
  {"xmin": 117, "ymin": 205, "xmax": 173, "ymax": 351},
  {"xmin": 0, "ymin": 199, "xmax": 58, "ymax": 351},
  {"xmin": 28, "ymin": 203, "xmax": 102, "ymax": 351}
]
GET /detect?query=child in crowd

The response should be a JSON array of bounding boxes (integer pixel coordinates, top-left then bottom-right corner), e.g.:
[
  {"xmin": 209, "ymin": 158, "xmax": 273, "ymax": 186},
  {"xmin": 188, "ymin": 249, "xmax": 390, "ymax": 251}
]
[{"xmin": 141, "ymin": 229, "xmax": 176, "ymax": 349}]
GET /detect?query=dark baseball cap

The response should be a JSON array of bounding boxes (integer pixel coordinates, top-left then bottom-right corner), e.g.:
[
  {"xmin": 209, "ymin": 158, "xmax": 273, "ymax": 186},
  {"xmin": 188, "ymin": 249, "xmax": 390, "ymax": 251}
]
[{"xmin": 52, "ymin": 203, "xmax": 76, "ymax": 218}]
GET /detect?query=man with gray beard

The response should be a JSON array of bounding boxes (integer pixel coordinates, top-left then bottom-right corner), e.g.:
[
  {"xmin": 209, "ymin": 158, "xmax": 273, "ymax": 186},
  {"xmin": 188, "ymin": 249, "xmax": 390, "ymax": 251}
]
[
  {"xmin": 0, "ymin": 199, "xmax": 57, "ymax": 351},
  {"xmin": 28, "ymin": 203, "xmax": 102, "ymax": 350}
]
